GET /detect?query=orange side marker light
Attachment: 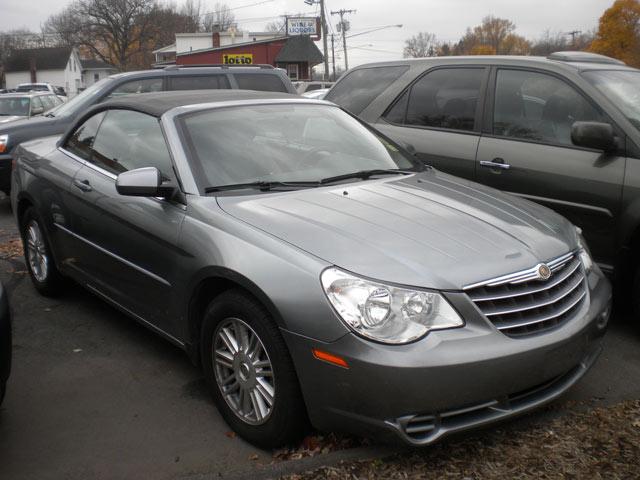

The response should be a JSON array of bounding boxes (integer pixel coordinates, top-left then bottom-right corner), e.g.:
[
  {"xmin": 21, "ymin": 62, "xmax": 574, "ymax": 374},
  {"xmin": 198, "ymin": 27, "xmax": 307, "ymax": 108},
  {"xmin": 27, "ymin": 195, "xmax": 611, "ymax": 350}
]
[{"xmin": 312, "ymin": 349, "xmax": 349, "ymax": 369}]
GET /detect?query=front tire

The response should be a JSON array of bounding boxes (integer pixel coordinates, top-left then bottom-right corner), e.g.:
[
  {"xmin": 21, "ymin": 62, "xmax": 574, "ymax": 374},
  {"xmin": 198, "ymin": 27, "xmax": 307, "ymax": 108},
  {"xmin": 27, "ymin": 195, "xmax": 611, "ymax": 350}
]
[
  {"xmin": 201, "ymin": 290, "xmax": 307, "ymax": 448},
  {"xmin": 20, "ymin": 207, "xmax": 62, "ymax": 296}
]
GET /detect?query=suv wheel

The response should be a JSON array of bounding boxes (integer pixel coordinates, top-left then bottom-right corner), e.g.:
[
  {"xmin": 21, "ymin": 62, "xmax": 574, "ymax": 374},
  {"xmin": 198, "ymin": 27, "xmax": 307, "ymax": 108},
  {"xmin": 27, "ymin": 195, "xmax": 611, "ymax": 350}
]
[
  {"xmin": 20, "ymin": 207, "xmax": 62, "ymax": 296},
  {"xmin": 201, "ymin": 290, "xmax": 307, "ymax": 448}
]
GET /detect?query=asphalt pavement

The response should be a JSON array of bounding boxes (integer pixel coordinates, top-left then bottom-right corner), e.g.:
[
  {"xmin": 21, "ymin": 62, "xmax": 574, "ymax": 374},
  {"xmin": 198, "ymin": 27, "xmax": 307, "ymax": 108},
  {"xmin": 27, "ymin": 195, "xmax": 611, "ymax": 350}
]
[{"xmin": 0, "ymin": 197, "xmax": 638, "ymax": 480}]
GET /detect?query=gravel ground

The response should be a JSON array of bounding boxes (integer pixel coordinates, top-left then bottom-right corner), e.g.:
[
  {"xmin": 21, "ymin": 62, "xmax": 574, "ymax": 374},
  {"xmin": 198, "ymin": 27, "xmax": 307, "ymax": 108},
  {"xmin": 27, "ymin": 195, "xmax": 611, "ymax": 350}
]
[{"xmin": 285, "ymin": 400, "xmax": 640, "ymax": 479}]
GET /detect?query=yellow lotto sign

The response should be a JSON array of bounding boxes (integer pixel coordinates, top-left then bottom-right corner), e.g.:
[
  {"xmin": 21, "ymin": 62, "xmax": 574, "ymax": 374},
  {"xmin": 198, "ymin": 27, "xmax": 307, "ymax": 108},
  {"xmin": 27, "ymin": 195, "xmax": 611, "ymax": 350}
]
[{"xmin": 222, "ymin": 54, "xmax": 253, "ymax": 65}]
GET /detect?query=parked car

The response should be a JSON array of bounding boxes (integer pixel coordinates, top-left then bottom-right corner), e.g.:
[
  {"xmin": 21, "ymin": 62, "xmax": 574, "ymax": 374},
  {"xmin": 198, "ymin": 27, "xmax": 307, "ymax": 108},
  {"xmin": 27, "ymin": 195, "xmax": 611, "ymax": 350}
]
[
  {"xmin": 12, "ymin": 90, "xmax": 611, "ymax": 447},
  {"xmin": 0, "ymin": 92, "xmax": 62, "ymax": 124},
  {"xmin": 294, "ymin": 81, "xmax": 334, "ymax": 94},
  {"xmin": 326, "ymin": 52, "xmax": 640, "ymax": 311},
  {"xmin": 0, "ymin": 281, "xmax": 11, "ymax": 405},
  {"xmin": 16, "ymin": 83, "xmax": 67, "ymax": 101},
  {"xmin": 0, "ymin": 64, "xmax": 297, "ymax": 195},
  {"xmin": 301, "ymin": 87, "xmax": 330, "ymax": 100}
]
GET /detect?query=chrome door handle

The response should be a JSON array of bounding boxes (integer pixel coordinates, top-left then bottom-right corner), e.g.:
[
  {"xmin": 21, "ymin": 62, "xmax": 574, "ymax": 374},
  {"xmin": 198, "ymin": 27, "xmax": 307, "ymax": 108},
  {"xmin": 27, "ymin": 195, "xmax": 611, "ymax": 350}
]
[
  {"xmin": 73, "ymin": 179, "xmax": 93, "ymax": 192},
  {"xmin": 480, "ymin": 159, "xmax": 511, "ymax": 170}
]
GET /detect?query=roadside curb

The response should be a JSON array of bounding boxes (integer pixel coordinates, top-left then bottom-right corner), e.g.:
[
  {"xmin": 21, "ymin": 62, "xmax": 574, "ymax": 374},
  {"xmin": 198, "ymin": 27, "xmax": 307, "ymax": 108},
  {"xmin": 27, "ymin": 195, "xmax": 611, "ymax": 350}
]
[{"xmin": 179, "ymin": 445, "xmax": 400, "ymax": 480}]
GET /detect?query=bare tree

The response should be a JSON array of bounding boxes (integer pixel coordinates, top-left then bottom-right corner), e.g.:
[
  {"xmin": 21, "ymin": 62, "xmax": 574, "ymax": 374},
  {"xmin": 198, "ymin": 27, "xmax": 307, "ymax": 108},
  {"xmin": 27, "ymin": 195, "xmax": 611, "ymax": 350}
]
[
  {"xmin": 179, "ymin": 0, "xmax": 203, "ymax": 32},
  {"xmin": 202, "ymin": 2, "xmax": 236, "ymax": 32},
  {"xmin": 403, "ymin": 32, "xmax": 439, "ymax": 58},
  {"xmin": 265, "ymin": 18, "xmax": 286, "ymax": 34}
]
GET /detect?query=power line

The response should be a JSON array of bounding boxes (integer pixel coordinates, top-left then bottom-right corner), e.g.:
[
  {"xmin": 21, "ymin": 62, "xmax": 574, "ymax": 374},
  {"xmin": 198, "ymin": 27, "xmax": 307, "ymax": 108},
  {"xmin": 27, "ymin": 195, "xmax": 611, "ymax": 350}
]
[{"xmin": 331, "ymin": 8, "xmax": 356, "ymax": 70}]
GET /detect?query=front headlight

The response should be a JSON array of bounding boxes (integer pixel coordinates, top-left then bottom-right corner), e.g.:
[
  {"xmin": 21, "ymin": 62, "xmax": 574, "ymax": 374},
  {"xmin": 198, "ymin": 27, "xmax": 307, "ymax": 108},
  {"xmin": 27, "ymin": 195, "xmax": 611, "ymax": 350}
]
[
  {"xmin": 576, "ymin": 228, "xmax": 593, "ymax": 273},
  {"xmin": 0, "ymin": 135, "xmax": 8, "ymax": 154},
  {"xmin": 321, "ymin": 268, "xmax": 463, "ymax": 344}
]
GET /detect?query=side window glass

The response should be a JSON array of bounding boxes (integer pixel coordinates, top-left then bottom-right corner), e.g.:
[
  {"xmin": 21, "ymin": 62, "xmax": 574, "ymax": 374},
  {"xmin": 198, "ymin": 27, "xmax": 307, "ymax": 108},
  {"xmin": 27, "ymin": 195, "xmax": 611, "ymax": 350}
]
[
  {"xmin": 234, "ymin": 74, "xmax": 288, "ymax": 92},
  {"xmin": 91, "ymin": 110, "xmax": 173, "ymax": 178},
  {"xmin": 41, "ymin": 95, "xmax": 54, "ymax": 110},
  {"xmin": 325, "ymin": 66, "xmax": 409, "ymax": 115},
  {"xmin": 64, "ymin": 111, "xmax": 106, "ymax": 161},
  {"xmin": 169, "ymin": 75, "xmax": 230, "ymax": 90},
  {"xmin": 404, "ymin": 68, "xmax": 485, "ymax": 131},
  {"xmin": 494, "ymin": 69, "xmax": 605, "ymax": 146},
  {"xmin": 107, "ymin": 78, "xmax": 163, "ymax": 98},
  {"xmin": 31, "ymin": 96, "xmax": 43, "ymax": 112},
  {"xmin": 383, "ymin": 90, "xmax": 409, "ymax": 124}
]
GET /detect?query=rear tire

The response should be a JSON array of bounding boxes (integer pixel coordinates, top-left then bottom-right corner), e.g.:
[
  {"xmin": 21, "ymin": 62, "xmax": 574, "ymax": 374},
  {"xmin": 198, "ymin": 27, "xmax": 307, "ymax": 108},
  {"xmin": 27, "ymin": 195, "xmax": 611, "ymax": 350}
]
[
  {"xmin": 19, "ymin": 207, "xmax": 62, "ymax": 297},
  {"xmin": 201, "ymin": 289, "xmax": 307, "ymax": 448}
]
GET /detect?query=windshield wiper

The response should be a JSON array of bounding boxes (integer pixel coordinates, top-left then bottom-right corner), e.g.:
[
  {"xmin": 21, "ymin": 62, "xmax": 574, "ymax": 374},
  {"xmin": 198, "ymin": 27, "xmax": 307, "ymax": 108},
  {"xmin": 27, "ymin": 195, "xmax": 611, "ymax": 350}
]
[
  {"xmin": 45, "ymin": 112, "xmax": 55, "ymax": 118},
  {"xmin": 205, "ymin": 180, "xmax": 319, "ymax": 193},
  {"xmin": 319, "ymin": 169, "xmax": 414, "ymax": 185}
]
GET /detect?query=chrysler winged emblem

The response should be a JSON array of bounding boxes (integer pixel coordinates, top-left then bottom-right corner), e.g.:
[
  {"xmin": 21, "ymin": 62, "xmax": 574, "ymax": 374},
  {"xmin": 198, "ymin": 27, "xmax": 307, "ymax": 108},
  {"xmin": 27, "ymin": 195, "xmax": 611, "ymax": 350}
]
[{"xmin": 536, "ymin": 263, "xmax": 552, "ymax": 280}]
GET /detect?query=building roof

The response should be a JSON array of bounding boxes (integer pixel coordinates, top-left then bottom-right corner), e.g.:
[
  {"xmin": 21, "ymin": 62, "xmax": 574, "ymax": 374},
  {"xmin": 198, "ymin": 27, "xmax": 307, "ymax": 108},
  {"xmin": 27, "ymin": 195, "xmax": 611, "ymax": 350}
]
[
  {"xmin": 177, "ymin": 36, "xmax": 288, "ymax": 57},
  {"xmin": 98, "ymin": 90, "xmax": 301, "ymax": 117},
  {"xmin": 80, "ymin": 59, "xmax": 116, "ymax": 70},
  {"xmin": 275, "ymin": 36, "xmax": 324, "ymax": 65},
  {"xmin": 5, "ymin": 47, "xmax": 73, "ymax": 73}
]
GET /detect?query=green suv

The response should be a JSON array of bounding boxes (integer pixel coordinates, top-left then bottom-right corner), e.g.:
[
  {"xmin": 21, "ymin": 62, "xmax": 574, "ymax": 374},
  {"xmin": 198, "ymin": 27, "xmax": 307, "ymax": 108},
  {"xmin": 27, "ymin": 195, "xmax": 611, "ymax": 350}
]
[{"xmin": 326, "ymin": 51, "xmax": 640, "ymax": 311}]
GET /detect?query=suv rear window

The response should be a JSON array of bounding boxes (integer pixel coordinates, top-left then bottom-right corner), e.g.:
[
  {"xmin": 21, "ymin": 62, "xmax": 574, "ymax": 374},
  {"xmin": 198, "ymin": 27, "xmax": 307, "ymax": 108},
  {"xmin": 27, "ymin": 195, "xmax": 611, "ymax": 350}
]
[
  {"xmin": 325, "ymin": 66, "xmax": 409, "ymax": 115},
  {"xmin": 235, "ymin": 73, "xmax": 288, "ymax": 92}
]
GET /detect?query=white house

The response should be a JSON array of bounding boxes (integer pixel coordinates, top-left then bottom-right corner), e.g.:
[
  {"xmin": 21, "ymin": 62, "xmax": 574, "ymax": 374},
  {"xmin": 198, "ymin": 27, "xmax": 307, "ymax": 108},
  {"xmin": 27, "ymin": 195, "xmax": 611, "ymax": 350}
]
[
  {"xmin": 4, "ymin": 47, "xmax": 83, "ymax": 97},
  {"xmin": 81, "ymin": 59, "xmax": 117, "ymax": 87}
]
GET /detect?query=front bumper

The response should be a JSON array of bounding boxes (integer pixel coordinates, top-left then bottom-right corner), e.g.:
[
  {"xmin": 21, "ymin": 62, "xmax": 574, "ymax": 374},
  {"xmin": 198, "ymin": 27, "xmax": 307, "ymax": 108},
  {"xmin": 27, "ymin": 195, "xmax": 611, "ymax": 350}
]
[{"xmin": 283, "ymin": 269, "xmax": 611, "ymax": 445}]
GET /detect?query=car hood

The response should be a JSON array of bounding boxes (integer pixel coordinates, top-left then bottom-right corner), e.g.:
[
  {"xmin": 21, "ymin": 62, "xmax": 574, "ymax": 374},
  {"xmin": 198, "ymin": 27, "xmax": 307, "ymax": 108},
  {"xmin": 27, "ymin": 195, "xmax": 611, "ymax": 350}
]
[
  {"xmin": 0, "ymin": 115, "xmax": 27, "ymax": 124},
  {"xmin": 217, "ymin": 170, "xmax": 579, "ymax": 290},
  {"xmin": 0, "ymin": 114, "xmax": 54, "ymax": 133}
]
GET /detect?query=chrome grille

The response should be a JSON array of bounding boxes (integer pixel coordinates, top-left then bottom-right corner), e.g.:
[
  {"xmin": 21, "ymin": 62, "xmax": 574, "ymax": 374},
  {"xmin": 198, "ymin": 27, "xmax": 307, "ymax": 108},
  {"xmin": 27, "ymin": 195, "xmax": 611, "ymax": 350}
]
[{"xmin": 465, "ymin": 252, "xmax": 587, "ymax": 337}]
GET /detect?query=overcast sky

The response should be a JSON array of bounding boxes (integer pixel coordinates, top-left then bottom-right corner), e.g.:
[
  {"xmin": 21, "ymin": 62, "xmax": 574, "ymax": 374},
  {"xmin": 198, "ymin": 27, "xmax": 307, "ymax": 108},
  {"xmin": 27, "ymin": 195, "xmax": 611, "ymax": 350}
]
[{"xmin": 2, "ymin": 0, "xmax": 613, "ymax": 68}]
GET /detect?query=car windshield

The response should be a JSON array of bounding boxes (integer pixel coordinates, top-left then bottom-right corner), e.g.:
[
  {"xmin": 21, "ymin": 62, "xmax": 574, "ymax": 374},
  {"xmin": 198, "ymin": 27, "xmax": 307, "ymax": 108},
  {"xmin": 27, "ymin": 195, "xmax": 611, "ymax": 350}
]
[
  {"xmin": 47, "ymin": 77, "xmax": 112, "ymax": 118},
  {"xmin": 583, "ymin": 70, "xmax": 640, "ymax": 130},
  {"xmin": 16, "ymin": 85, "xmax": 47, "ymax": 92},
  {"xmin": 180, "ymin": 103, "xmax": 418, "ymax": 192},
  {"xmin": 0, "ymin": 97, "xmax": 30, "ymax": 116}
]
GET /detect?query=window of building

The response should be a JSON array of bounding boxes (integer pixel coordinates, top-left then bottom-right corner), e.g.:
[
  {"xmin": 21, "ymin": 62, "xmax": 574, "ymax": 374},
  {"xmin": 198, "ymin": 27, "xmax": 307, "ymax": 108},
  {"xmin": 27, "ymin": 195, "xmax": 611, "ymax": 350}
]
[
  {"xmin": 286, "ymin": 64, "xmax": 299, "ymax": 81},
  {"xmin": 94, "ymin": 73, "xmax": 100, "ymax": 83}
]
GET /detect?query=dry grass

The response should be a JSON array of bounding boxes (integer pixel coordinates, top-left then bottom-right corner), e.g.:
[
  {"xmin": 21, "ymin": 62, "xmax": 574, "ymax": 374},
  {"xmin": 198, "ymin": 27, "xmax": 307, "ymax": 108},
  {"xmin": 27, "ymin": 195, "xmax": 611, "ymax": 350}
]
[{"xmin": 285, "ymin": 400, "xmax": 640, "ymax": 479}]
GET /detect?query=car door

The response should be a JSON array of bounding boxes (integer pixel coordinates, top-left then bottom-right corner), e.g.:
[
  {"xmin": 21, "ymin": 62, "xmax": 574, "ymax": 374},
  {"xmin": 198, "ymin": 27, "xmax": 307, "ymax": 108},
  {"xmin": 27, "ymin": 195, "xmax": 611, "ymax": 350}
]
[
  {"xmin": 68, "ymin": 109, "xmax": 185, "ymax": 339},
  {"xmin": 476, "ymin": 68, "xmax": 625, "ymax": 267},
  {"xmin": 374, "ymin": 67, "xmax": 489, "ymax": 181}
]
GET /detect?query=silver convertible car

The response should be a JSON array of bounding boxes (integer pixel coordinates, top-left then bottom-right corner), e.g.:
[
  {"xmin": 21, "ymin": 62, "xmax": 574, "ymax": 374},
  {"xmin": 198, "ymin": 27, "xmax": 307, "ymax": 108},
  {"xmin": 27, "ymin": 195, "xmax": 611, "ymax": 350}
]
[{"xmin": 12, "ymin": 90, "xmax": 611, "ymax": 448}]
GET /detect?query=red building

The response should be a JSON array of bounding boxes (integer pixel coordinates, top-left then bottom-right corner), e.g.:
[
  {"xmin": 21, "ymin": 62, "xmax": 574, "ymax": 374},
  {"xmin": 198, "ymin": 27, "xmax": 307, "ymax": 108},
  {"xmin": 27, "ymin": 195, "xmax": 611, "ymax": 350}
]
[{"xmin": 176, "ymin": 35, "xmax": 324, "ymax": 81}]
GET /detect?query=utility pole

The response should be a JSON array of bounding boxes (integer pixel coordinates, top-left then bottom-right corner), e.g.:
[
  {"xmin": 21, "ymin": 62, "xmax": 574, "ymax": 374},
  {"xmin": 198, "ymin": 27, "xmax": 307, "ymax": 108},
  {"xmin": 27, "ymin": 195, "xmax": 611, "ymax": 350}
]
[
  {"xmin": 332, "ymin": 9, "xmax": 356, "ymax": 71},
  {"xmin": 304, "ymin": 0, "xmax": 330, "ymax": 81},
  {"xmin": 566, "ymin": 30, "xmax": 582, "ymax": 47},
  {"xmin": 331, "ymin": 34, "xmax": 336, "ymax": 80}
]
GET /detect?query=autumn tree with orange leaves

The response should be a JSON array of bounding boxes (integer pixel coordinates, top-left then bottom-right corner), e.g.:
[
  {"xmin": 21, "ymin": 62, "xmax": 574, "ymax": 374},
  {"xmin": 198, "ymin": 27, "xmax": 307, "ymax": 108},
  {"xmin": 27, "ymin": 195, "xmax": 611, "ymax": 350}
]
[{"xmin": 590, "ymin": 0, "xmax": 640, "ymax": 67}]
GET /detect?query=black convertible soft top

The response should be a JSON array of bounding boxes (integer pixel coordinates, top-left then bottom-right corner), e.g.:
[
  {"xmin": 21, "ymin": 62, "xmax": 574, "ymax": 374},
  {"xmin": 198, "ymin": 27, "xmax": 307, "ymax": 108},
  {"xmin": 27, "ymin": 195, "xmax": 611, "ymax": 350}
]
[{"xmin": 100, "ymin": 90, "xmax": 301, "ymax": 117}]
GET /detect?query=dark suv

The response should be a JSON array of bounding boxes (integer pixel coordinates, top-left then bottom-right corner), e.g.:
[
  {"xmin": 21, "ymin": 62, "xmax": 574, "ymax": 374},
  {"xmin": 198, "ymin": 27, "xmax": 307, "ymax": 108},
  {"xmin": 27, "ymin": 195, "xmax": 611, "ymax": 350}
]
[
  {"xmin": 0, "ymin": 65, "xmax": 296, "ymax": 194},
  {"xmin": 326, "ymin": 52, "xmax": 640, "ymax": 311}
]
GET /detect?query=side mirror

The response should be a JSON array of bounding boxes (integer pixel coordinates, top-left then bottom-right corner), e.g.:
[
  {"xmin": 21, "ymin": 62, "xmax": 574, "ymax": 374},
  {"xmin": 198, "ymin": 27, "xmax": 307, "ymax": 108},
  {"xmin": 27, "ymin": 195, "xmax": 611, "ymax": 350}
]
[
  {"xmin": 116, "ymin": 167, "xmax": 175, "ymax": 198},
  {"xmin": 571, "ymin": 121, "xmax": 616, "ymax": 152},
  {"xmin": 397, "ymin": 140, "xmax": 417, "ymax": 156},
  {"xmin": 30, "ymin": 106, "xmax": 44, "ymax": 116}
]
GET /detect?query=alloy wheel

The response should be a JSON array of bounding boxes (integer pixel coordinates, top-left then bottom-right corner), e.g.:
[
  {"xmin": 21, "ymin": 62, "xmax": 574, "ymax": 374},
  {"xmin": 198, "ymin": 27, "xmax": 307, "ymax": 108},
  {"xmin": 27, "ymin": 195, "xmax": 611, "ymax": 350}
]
[
  {"xmin": 26, "ymin": 220, "xmax": 49, "ymax": 283},
  {"xmin": 213, "ymin": 318, "xmax": 275, "ymax": 425}
]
